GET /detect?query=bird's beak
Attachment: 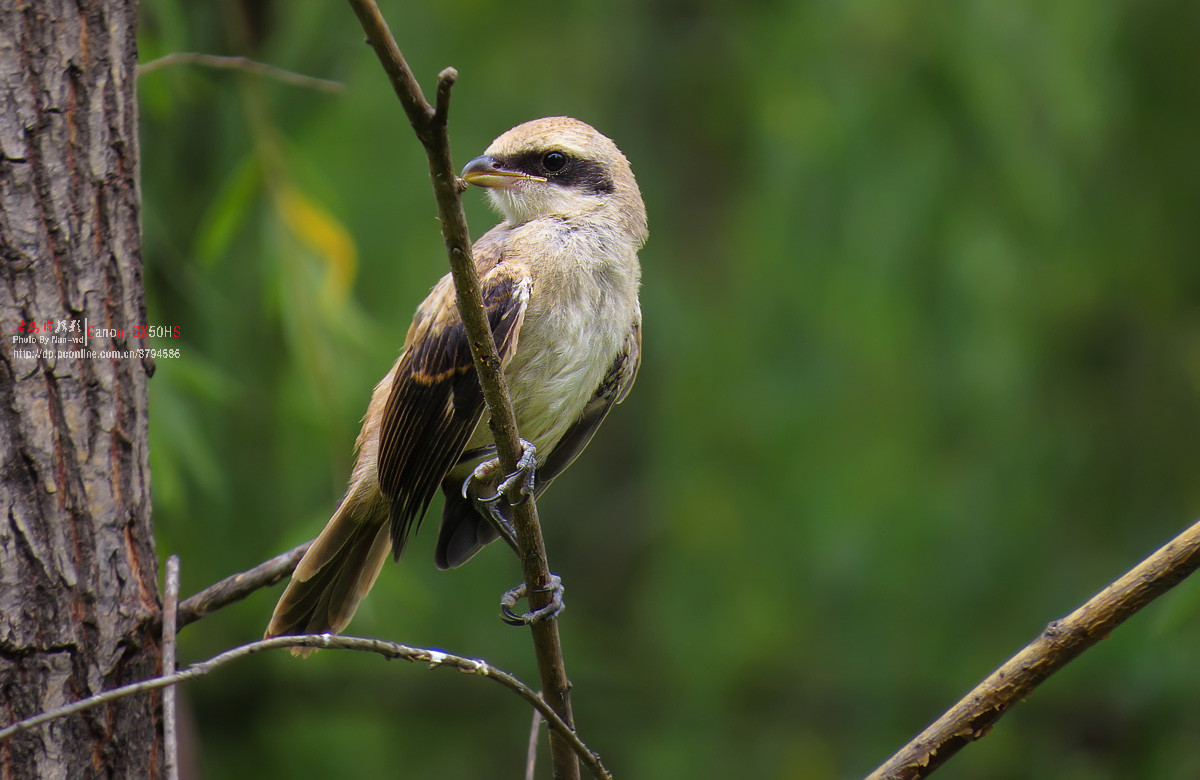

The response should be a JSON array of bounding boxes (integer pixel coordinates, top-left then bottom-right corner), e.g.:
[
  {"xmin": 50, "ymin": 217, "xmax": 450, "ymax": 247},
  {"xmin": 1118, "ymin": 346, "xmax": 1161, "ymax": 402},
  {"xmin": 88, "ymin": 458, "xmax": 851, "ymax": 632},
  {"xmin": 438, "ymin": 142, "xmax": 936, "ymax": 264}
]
[{"xmin": 460, "ymin": 155, "xmax": 546, "ymax": 189}]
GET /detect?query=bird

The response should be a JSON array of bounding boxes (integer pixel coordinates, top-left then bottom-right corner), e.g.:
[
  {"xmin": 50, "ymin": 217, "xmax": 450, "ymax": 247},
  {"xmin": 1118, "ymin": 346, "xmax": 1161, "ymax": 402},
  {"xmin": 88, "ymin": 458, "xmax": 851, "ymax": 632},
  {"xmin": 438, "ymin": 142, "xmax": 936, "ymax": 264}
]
[{"xmin": 265, "ymin": 116, "xmax": 648, "ymax": 643}]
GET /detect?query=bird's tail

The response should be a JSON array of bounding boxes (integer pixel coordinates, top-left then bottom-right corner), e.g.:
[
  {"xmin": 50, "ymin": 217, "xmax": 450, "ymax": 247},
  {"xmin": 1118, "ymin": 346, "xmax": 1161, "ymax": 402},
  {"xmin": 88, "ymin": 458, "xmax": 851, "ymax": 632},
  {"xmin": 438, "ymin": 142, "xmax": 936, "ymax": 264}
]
[{"xmin": 264, "ymin": 484, "xmax": 391, "ymax": 656}]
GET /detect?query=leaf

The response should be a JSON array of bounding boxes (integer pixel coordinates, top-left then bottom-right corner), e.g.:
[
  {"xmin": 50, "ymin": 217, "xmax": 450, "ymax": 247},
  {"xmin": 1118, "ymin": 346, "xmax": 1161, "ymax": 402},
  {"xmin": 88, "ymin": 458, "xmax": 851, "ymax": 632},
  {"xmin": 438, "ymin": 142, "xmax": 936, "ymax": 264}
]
[
  {"xmin": 276, "ymin": 184, "xmax": 358, "ymax": 303},
  {"xmin": 194, "ymin": 154, "xmax": 261, "ymax": 268}
]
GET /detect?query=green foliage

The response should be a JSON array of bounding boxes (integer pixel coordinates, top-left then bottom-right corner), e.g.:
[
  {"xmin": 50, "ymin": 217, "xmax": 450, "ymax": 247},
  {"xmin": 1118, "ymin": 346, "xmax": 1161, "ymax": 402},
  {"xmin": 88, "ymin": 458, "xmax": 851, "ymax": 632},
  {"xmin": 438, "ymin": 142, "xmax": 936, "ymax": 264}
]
[{"xmin": 139, "ymin": 1, "xmax": 1200, "ymax": 777}]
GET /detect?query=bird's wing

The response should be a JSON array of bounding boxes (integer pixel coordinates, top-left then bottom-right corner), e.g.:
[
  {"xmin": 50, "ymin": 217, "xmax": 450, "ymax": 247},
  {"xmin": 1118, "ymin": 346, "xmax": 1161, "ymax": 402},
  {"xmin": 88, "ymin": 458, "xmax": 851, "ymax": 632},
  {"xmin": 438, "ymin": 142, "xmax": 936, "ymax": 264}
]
[
  {"xmin": 433, "ymin": 318, "xmax": 641, "ymax": 570},
  {"xmin": 376, "ymin": 255, "xmax": 530, "ymax": 557},
  {"xmin": 535, "ymin": 317, "xmax": 642, "ymax": 490}
]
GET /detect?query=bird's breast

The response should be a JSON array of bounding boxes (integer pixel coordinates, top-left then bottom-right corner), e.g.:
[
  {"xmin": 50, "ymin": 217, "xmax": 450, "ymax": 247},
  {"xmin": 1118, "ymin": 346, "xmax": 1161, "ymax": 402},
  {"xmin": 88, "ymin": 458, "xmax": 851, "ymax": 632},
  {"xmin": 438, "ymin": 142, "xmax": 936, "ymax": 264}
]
[{"xmin": 504, "ymin": 261, "xmax": 637, "ymax": 453}]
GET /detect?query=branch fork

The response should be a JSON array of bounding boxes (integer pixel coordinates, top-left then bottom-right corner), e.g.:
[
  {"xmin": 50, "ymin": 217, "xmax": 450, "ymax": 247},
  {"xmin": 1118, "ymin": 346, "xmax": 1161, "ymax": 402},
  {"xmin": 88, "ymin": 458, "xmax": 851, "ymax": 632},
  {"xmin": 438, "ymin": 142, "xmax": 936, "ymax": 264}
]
[{"xmin": 345, "ymin": 1, "xmax": 579, "ymax": 776}]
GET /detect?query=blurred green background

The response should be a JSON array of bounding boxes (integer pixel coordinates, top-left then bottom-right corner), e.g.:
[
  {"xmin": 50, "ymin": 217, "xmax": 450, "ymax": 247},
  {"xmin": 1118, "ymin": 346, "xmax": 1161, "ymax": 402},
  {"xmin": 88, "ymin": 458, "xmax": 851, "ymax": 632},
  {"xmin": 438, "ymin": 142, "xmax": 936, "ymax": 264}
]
[{"xmin": 138, "ymin": 1, "xmax": 1200, "ymax": 777}]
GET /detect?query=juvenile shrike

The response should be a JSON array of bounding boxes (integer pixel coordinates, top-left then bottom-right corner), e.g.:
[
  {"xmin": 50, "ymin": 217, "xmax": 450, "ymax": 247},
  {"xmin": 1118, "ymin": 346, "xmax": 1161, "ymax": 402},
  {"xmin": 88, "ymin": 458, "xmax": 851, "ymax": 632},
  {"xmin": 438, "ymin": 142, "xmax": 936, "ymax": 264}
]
[{"xmin": 266, "ymin": 117, "xmax": 647, "ymax": 640}]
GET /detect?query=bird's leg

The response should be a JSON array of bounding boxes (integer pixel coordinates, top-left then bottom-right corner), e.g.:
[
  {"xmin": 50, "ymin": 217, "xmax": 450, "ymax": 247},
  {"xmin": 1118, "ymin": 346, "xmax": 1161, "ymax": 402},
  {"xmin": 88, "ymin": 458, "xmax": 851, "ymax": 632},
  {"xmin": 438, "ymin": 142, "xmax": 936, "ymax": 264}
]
[
  {"xmin": 460, "ymin": 440, "xmax": 563, "ymax": 625},
  {"xmin": 460, "ymin": 438, "xmax": 538, "ymax": 553},
  {"xmin": 489, "ymin": 438, "xmax": 538, "ymax": 507},
  {"xmin": 500, "ymin": 574, "xmax": 565, "ymax": 626}
]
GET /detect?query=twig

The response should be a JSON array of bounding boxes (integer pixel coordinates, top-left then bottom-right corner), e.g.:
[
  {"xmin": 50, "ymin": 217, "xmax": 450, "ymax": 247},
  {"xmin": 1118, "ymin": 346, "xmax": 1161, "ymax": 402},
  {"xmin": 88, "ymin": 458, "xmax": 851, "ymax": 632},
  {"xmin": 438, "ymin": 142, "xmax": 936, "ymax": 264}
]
[
  {"xmin": 163, "ymin": 555, "xmax": 180, "ymax": 780},
  {"xmin": 526, "ymin": 707, "xmax": 543, "ymax": 780},
  {"xmin": 0, "ymin": 635, "xmax": 611, "ymax": 780},
  {"xmin": 867, "ymin": 517, "xmax": 1200, "ymax": 779},
  {"xmin": 175, "ymin": 541, "xmax": 310, "ymax": 629},
  {"xmin": 137, "ymin": 542, "xmax": 307, "ymax": 639},
  {"xmin": 137, "ymin": 52, "xmax": 345, "ymax": 93},
  {"xmin": 343, "ymin": 2, "xmax": 581, "ymax": 778}
]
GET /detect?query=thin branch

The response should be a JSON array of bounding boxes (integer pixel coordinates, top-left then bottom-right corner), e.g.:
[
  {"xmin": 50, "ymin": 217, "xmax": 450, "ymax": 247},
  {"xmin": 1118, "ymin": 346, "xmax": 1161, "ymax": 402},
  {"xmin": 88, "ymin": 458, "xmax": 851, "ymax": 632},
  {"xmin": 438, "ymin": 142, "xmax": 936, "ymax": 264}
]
[
  {"xmin": 0, "ymin": 635, "xmax": 611, "ymax": 780},
  {"xmin": 343, "ymin": 2, "xmax": 581, "ymax": 778},
  {"xmin": 163, "ymin": 555, "xmax": 181, "ymax": 780},
  {"xmin": 526, "ymin": 708, "xmax": 543, "ymax": 780},
  {"xmin": 137, "ymin": 52, "xmax": 345, "ymax": 93},
  {"xmin": 867, "ymin": 517, "xmax": 1200, "ymax": 779},
  {"xmin": 175, "ymin": 541, "xmax": 311, "ymax": 630}
]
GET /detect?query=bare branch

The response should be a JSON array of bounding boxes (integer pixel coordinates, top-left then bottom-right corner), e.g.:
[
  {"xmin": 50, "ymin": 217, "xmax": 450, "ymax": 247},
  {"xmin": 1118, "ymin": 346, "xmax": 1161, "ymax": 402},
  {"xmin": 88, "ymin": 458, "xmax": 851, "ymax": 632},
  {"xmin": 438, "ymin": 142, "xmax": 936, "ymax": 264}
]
[
  {"xmin": 343, "ymin": 2, "xmax": 580, "ymax": 777},
  {"xmin": 344, "ymin": 1, "xmax": 434, "ymax": 134},
  {"xmin": 163, "ymin": 556, "xmax": 180, "ymax": 780},
  {"xmin": 176, "ymin": 542, "xmax": 311, "ymax": 629},
  {"xmin": 137, "ymin": 52, "xmax": 345, "ymax": 93},
  {"xmin": 0, "ymin": 635, "xmax": 611, "ymax": 780},
  {"xmin": 867, "ymin": 517, "xmax": 1200, "ymax": 779},
  {"xmin": 526, "ymin": 708, "xmax": 543, "ymax": 780},
  {"xmin": 433, "ymin": 68, "xmax": 456, "ymax": 127}
]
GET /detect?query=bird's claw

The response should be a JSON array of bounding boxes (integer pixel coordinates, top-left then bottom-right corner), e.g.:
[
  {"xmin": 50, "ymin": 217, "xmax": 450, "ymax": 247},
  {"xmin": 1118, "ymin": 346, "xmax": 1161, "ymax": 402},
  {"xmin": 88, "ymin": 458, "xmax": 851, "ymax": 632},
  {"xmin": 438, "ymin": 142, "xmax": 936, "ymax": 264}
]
[
  {"xmin": 491, "ymin": 439, "xmax": 538, "ymax": 505},
  {"xmin": 460, "ymin": 439, "xmax": 538, "ymax": 553},
  {"xmin": 500, "ymin": 574, "xmax": 564, "ymax": 626},
  {"xmin": 461, "ymin": 438, "xmax": 537, "ymax": 506}
]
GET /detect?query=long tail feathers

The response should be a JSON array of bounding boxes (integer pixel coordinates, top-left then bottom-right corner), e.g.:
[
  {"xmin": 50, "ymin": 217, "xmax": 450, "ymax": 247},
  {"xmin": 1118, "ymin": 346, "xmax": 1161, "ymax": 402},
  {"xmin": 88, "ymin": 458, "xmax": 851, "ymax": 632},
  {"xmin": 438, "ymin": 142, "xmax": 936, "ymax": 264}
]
[{"xmin": 265, "ymin": 492, "xmax": 390, "ymax": 656}]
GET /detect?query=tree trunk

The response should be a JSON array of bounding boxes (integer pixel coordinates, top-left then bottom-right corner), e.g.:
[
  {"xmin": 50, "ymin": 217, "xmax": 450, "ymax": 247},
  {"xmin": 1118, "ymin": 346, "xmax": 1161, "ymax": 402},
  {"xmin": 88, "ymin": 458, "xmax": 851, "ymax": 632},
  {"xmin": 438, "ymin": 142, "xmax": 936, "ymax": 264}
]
[{"xmin": 0, "ymin": 1, "xmax": 162, "ymax": 778}]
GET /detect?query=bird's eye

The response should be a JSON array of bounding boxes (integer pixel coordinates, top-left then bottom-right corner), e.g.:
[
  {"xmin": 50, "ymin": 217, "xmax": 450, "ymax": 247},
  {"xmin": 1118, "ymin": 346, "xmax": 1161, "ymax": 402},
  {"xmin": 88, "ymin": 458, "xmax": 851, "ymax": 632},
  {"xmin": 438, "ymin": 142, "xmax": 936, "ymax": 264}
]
[{"xmin": 541, "ymin": 152, "xmax": 568, "ymax": 173}]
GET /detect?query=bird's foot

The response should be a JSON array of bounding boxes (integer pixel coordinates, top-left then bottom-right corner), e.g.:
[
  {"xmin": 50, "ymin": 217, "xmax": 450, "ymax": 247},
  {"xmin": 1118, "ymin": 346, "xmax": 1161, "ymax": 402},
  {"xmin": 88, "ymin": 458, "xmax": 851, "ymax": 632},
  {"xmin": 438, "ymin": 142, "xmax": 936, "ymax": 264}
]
[
  {"xmin": 460, "ymin": 438, "xmax": 538, "ymax": 551},
  {"xmin": 500, "ymin": 574, "xmax": 564, "ymax": 626}
]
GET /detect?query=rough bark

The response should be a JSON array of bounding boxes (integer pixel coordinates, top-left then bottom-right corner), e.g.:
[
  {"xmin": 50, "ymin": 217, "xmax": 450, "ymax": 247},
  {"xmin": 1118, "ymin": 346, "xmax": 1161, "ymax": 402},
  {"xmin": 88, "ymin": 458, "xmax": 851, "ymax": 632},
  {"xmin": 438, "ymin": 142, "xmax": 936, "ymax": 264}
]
[{"xmin": 0, "ymin": 1, "xmax": 162, "ymax": 778}]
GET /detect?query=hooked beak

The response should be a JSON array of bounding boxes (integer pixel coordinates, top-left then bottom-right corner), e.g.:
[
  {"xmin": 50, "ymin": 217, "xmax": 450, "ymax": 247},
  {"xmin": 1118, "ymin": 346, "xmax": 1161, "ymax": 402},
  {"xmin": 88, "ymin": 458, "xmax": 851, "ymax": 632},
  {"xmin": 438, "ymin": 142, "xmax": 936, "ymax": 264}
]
[{"xmin": 460, "ymin": 155, "xmax": 546, "ymax": 189}]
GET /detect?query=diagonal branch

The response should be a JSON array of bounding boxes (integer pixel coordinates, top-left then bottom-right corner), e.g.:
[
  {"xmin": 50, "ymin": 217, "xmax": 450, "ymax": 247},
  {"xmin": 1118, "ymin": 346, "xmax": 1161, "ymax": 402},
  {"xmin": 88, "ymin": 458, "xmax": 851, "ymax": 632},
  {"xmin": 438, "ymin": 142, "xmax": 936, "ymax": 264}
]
[
  {"xmin": 174, "ymin": 541, "xmax": 311, "ymax": 630},
  {"xmin": 867, "ymin": 516, "xmax": 1200, "ymax": 779},
  {"xmin": 137, "ymin": 52, "xmax": 345, "ymax": 93},
  {"xmin": 342, "ymin": 2, "xmax": 580, "ymax": 777},
  {"xmin": 0, "ymin": 635, "xmax": 611, "ymax": 780}
]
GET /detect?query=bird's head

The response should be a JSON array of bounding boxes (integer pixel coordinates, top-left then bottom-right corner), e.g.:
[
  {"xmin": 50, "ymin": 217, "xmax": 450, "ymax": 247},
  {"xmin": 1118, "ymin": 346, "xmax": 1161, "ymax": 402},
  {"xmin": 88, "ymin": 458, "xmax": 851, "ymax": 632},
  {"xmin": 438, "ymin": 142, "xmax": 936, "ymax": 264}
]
[{"xmin": 461, "ymin": 117, "xmax": 647, "ymax": 247}]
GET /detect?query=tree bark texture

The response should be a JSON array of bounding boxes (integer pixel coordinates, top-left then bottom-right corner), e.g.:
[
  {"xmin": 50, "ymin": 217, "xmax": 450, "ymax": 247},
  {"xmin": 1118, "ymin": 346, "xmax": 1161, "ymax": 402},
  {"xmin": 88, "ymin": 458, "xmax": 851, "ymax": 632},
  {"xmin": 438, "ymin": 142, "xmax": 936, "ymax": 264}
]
[{"xmin": 0, "ymin": 2, "xmax": 162, "ymax": 778}]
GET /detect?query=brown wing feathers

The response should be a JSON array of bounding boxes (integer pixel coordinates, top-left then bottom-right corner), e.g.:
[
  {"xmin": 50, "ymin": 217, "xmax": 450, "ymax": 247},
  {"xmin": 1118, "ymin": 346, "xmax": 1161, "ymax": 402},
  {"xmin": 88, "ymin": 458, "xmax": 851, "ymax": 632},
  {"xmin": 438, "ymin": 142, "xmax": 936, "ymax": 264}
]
[{"xmin": 376, "ymin": 266, "xmax": 530, "ymax": 558}]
